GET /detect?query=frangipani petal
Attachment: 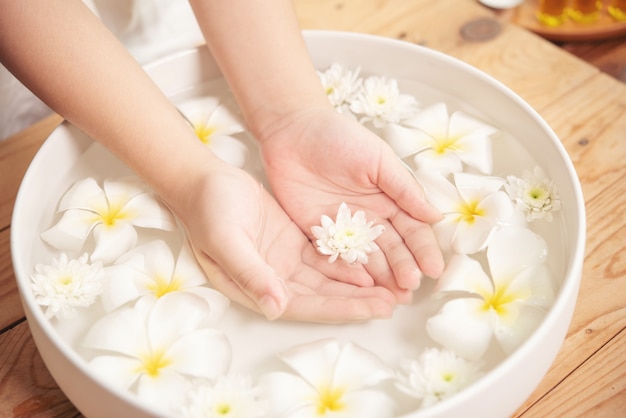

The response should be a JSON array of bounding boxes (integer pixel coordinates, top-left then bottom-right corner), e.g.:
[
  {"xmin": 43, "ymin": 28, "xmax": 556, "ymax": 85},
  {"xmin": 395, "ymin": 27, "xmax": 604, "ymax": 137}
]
[
  {"xmin": 426, "ymin": 298, "xmax": 493, "ymax": 361},
  {"xmin": 58, "ymin": 177, "xmax": 107, "ymax": 211},
  {"xmin": 166, "ymin": 329, "xmax": 231, "ymax": 378},
  {"xmin": 174, "ymin": 242, "xmax": 211, "ymax": 288},
  {"xmin": 450, "ymin": 216, "xmax": 494, "ymax": 254},
  {"xmin": 206, "ymin": 134, "xmax": 248, "ymax": 167},
  {"xmin": 493, "ymin": 302, "xmax": 548, "ymax": 354},
  {"xmin": 40, "ymin": 209, "xmax": 96, "ymax": 253},
  {"xmin": 262, "ymin": 372, "xmax": 317, "ymax": 416},
  {"xmin": 206, "ymin": 104, "xmax": 246, "ymax": 136},
  {"xmin": 101, "ymin": 260, "xmax": 149, "ymax": 312},
  {"xmin": 342, "ymin": 390, "xmax": 395, "ymax": 418},
  {"xmin": 137, "ymin": 369, "xmax": 189, "ymax": 411},
  {"xmin": 91, "ymin": 222, "xmax": 138, "ymax": 263},
  {"xmin": 383, "ymin": 123, "xmax": 431, "ymax": 158},
  {"xmin": 454, "ymin": 172, "xmax": 504, "ymax": 203},
  {"xmin": 278, "ymin": 339, "xmax": 339, "ymax": 389},
  {"xmin": 413, "ymin": 150, "xmax": 463, "ymax": 175},
  {"xmin": 102, "ymin": 177, "xmax": 148, "ymax": 205},
  {"xmin": 83, "ymin": 306, "xmax": 149, "ymax": 356},
  {"xmin": 333, "ymin": 342, "xmax": 393, "ymax": 390},
  {"xmin": 487, "ymin": 227, "xmax": 548, "ymax": 281},
  {"xmin": 513, "ymin": 264, "xmax": 556, "ymax": 308},
  {"xmin": 122, "ymin": 193, "xmax": 177, "ymax": 231},
  {"xmin": 405, "ymin": 102, "xmax": 449, "ymax": 139},
  {"xmin": 88, "ymin": 355, "xmax": 141, "ymax": 390},
  {"xmin": 435, "ymin": 254, "xmax": 492, "ymax": 296},
  {"xmin": 132, "ymin": 240, "xmax": 176, "ymax": 282}
]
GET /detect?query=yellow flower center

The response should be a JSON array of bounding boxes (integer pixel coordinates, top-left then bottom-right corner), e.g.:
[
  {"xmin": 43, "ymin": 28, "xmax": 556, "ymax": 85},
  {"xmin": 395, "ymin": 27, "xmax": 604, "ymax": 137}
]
[
  {"xmin": 316, "ymin": 386, "xmax": 345, "ymax": 415},
  {"xmin": 147, "ymin": 275, "xmax": 183, "ymax": 298},
  {"xmin": 325, "ymin": 86, "xmax": 335, "ymax": 96},
  {"xmin": 433, "ymin": 136, "xmax": 461, "ymax": 155},
  {"xmin": 194, "ymin": 122, "xmax": 216, "ymax": 145},
  {"xmin": 215, "ymin": 404, "xmax": 231, "ymax": 415},
  {"xmin": 138, "ymin": 349, "xmax": 172, "ymax": 378},
  {"xmin": 455, "ymin": 200, "xmax": 485, "ymax": 224},
  {"xmin": 96, "ymin": 201, "xmax": 131, "ymax": 227},
  {"xmin": 57, "ymin": 276, "xmax": 73, "ymax": 286},
  {"xmin": 480, "ymin": 283, "xmax": 517, "ymax": 316}
]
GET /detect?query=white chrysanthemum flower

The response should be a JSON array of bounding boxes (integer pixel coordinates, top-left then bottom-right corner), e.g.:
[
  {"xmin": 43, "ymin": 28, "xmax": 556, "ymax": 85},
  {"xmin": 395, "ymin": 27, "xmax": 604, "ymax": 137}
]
[
  {"xmin": 505, "ymin": 166, "xmax": 561, "ymax": 222},
  {"xmin": 177, "ymin": 96, "xmax": 248, "ymax": 167},
  {"xmin": 395, "ymin": 347, "xmax": 483, "ymax": 408},
  {"xmin": 40, "ymin": 177, "xmax": 177, "ymax": 264},
  {"xmin": 317, "ymin": 63, "xmax": 362, "ymax": 114},
  {"xmin": 262, "ymin": 339, "xmax": 395, "ymax": 418},
  {"xmin": 31, "ymin": 253, "xmax": 103, "ymax": 320},
  {"xmin": 180, "ymin": 375, "xmax": 268, "ymax": 418},
  {"xmin": 311, "ymin": 202, "xmax": 385, "ymax": 264},
  {"xmin": 426, "ymin": 227, "xmax": 556, "ymax": 360},
  {"xmin": 349, "ymin": 75, "xmax": 418, "ymax": 128}
]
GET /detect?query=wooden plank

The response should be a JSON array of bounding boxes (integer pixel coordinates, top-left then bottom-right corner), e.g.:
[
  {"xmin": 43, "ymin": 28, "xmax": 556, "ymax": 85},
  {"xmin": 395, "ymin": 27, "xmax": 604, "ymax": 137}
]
[
  {"xmin": 0, "ymin": 228, "xmax": 24, "ymax": 331},
  {"xmin": 0, "ymin": 321, "xmax": 80, "ymax": 418},
  {"xmin": 520, "ymin": 327, "xmax": 626, "ymax": 417},
  {"xmin": 0, "ymin": 114, "xmax": 62, "ymax": 228}
]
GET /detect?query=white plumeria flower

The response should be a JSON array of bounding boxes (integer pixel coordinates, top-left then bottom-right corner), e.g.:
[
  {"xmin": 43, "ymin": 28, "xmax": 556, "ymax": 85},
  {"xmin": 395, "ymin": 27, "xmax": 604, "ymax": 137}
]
[
  {"xmin": 317, "ymin": 63, "xmax": 362, "ymax": 114},
  {"xmin": 311, "ymin": 202, "xmax": 385, "ymax": 264},
  {"xmin": 40, "ymin": 177, "xmax": 177, "ymax": 264},
  {"xmin": 420, "ymin": 172, "xmax": 513, "ymax": 255},
  {"xmin": 179, "ymin": 374, "xmax": 268, "ymax": 418},
  {"xmin": 426, "ymin": 227, "xmax": 556, "ymax": 360},
  {"xmin": 262, "ymin": 339, "xmax": 395, "ymax": 418},
  {"xmin": 83, "ymin": 292, "xmax": 231, "ymax": 412},
  {"xmin": 349, "ymin": 75, "xmax": 418, "ymax": 128},
  {"xmin": 395, "ymin": 347, "xmax": 483, "ymax": 408},
  {"xmin": 177, "ymin": 96, "xmax": 248, "ymax": 167},
  {"xmin": 505, "ymin": 166, "xmax": 561, "ymax": 222},
  {"xmin": 384, "ymin": 103, "xmax": 496, "ymax": 175},
  {"xmin": 101, "ymin": 240, "xmax": 229, "ymax": 316},
  {"xmin": 30, "ymin": 253, "xmax": 103, "ymax": 320}
]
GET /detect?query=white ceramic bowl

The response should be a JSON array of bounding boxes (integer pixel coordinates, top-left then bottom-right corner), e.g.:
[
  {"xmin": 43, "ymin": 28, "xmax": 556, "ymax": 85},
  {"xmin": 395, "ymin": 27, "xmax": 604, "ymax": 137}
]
[{"xmin": 12, "ymin": 31, "xmax": 585, "ymax": 418}]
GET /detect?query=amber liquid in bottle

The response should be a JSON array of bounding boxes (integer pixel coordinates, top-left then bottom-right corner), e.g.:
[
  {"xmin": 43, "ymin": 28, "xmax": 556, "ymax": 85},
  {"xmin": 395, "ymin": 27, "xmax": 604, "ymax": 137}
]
[
  {"xmin": 536, "ymin": 0, "xmax": 569, "ymax": 26},
  {"xmin": 568, "ymin": 0, "xmax": 602, "ymax": 23},
  {"xmin": 609, "ymin": 0, "xmax": 626, "ymax": 20}
]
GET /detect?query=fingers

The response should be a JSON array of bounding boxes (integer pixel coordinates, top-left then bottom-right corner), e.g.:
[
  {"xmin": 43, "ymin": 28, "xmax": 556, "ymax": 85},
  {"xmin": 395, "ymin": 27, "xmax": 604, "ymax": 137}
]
[
  {"xmin": 390, "ymin": 210, "xmax": 445, "ymax": 279},
  {"xmin": 192, "ymin": 236, "xmax": 289, "ymax": 320},
  {"xmin": 377, "ymin": 147, "xmax": 443, "ymax": 224}
]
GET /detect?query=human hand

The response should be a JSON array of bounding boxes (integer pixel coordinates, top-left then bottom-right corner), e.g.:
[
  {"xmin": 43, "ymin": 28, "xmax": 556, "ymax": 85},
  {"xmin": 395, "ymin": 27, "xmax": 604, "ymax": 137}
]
[
  {"xmin": 173, "ymin": 158, "xmax": 396, "ymax": 323},
  {"xmin": 257, "ymin": 107, "xmax": 445, "ymax": 302}
]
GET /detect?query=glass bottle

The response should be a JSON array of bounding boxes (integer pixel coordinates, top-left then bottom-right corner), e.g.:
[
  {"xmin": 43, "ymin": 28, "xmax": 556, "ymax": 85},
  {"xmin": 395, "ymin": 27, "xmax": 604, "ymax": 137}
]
[
  {"xmin": 568, "ymin": 0, "xmax": 602, "ymax": 23},
  {"xmin": 536, "ymin": 0, "xmax": 569, "ymax": 26},
  {"xmin": 608, "ymin": 0, "xmax": 626, "ymax": 20}
]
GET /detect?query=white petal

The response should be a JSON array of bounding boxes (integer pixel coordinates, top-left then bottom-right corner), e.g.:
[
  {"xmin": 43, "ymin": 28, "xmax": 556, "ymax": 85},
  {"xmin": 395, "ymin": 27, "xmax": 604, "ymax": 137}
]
[
  {"xmin": 184, "ymin": 287, "xmax": 230, "ymax": 322},
  {"xmin": 101, "ymin": 261, "xmax": 149, "ymax": 312},
  {"xmin": 333, "ymin": 342, "xmax": 393, "ymax": 390},
  {"xmin": 102, "ymin": 177, "xmax": 148, "ymax": 205},
  {"xmin": 166, "ymin": 328, "xmax": 231, "ymax": 378},
  {"xmin": 383, "ymin": 123, "xmax": 430, "ymax": 158},
  {"xmin": 58, "ymin": 177, "xmax": 107, "ymax": 211},
  {"xmin": 413, "ymin": 149, "xmax": 463, "ymax": 175},
  {"xmin": 88, "ymin": 355, "xmax": 141, "ymax": 390},
  {"xmin": 493, "ymin": 302, "xmax": 548, "ymax": 354},
  {"xmin": 487, "ymin": 227, "xmax": 548, "ymax": 281},
  {"xmin": 211, "ymin": 136, "xmax": 249, "ymax": 168},
  {"xmin": 435, "ymin": 254, "xmax": 492, "ymax": 296},
  {"xmin": 427, "ymin": 298, "xmax": 493, "ymax": 361},
  {"xmin": 174, "ymin": 242, "xmax": 210, "ymax": 288},
  {"xmin": 451, "ymin": 216, "xmax": 494, "ymax": 254},
  {"xmin": 416, "ymin": 173, "xmax": 460, "ymax": 214},
  {"xmin": 206, "ymin": 104, "xmax": 245, "ymax": 136},
  {"xmin": 262, "ymin": 372, "xmax": 316, "ymax": 416},
  {"xmin": 278, "ymin": 339, "xmax": 340, "ymax": 389},
  {"xmin": 40, "ymin": 209, "xmax": 96, "ymax": 253},
  {"xmin": 454, "ymin": 173, "xmax": 504, "ymax": 203},
  {"xmin": 342, "ymin": 390, "xmax": 395, "ymax": 418},
  {"xmin": 91, "ymin": 222, "xmax": 138, "ymax": 263},
  {"xmin": 83, "ymin": 306, "xmax": 149, "ymax": 356},
  {"xmin": 513, "ymin": 264, "xmax": 556, "ymax": 308},
  {"xmin": 405, "ymin": 102, "xmax": 450, "ymax": 139},
  {"xmin": 476, "ymin": 191, "xmax": 514, "ymax": 222},
  {"xmin": 123, "ymin": 193, "xmax": 177, "ymax": 231},
  {"xmin": 136, "ymin": 369, "xmax": 189, "ymax": 412},
  {"xmin": 455, "ymin": 133, "xmax": 493, "ymax": 174},
  {"xmin": 131, "ymin": 240, "xmax": 176, "ymax": 282}
]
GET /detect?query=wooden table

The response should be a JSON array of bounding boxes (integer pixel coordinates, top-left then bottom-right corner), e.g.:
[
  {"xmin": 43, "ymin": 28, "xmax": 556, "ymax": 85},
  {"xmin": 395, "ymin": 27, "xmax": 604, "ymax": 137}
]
[{"xmin": 1, "ymin": 1, "xmax": 625, "ymax": 416}]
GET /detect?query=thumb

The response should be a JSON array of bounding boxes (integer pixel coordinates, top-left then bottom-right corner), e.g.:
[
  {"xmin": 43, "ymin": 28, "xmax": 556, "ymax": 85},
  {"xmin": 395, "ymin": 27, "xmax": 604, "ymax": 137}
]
[{"xmin": 192, "ymin": 236, "xmax": 289, "ymax": 320}]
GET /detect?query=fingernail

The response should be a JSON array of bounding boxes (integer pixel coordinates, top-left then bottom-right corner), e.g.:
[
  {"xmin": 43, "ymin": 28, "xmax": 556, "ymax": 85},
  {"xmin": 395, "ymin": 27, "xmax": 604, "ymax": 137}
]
[{"xmin": 258, "ymin": 295, "xmax": 283, "ymax": 320}]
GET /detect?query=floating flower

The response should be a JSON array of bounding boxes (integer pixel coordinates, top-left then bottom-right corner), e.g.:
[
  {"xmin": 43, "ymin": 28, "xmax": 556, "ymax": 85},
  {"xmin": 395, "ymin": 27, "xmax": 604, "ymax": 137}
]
[
  {"xmin": 420, "ymin": 172, "xmax": 513, "ymax": 255},
  {"xmin": 177, "ymin": 96, "xmax": 248, "ymax": 167},
  {"xmin": 349, "ymin": 75, "xmax": 418, "ymax": 128},
  {"xmin": 318, "ymin": 63, "xmax": 362, "ymax": 114},
  {"xmin": 384, "ymin": 103, "xmax": 496, "ymax": 175},
  {"xmin": 505, "ymin": 166, "xmax": 561, "ymax": 222},
  {"xmin": 395, "ymin": 347, "xmax": 483, "ymax": 408},
  {"xmin": 30, "ymin": 253, "xmax": 103, "ymax": 320},
  {"xmin": 426, "ymin": 227, "xmax": 556, "ymax": 360},
  {"xmin": 262, "ymin": 339, "xmax": 395, "ymax": 418},
  {"xmin": 40, "ymin": 177, "xmax": 177, "ymax": 264},
  {"xmin": 179, "ymin": 374, "xmax": 268, "ymax": 418},
  {"xmin": 101, "ymin": 239, "xmax": 229, "ymax": 316},
  {"xmin": 311, "ymin": 202, "xmax": 385, "ymax": 264},
  {"xmin": 83, "ymin": 292, "xmax": 231, "ymax": 411}
]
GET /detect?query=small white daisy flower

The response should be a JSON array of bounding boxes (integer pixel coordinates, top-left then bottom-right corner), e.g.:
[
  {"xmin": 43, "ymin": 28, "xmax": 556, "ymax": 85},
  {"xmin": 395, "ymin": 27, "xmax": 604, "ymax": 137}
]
[
  {"xmin": 317, "ymin": 63, "xmax": 362, "ymax": 113},
  {"xmin": 395, "ymin": 347, "xmax": 483, "ymax": 408},
  {"xmin": 311, "ymin": 202, "xmax": 385, "ymax": 264},
  {"xmin": 505, "ymin": 166, "xmax": 561, "ymax": 222},
  {"xmin": 349, "ymin": 75, "xmax": 418, "ymax": 128},
  {"xmin": 180, "ymin": 375, "xmax": 268, "ymax": 418},
  {"xmin": 31, "ymin": 253, "xmax": 103, "ymax": 320}
]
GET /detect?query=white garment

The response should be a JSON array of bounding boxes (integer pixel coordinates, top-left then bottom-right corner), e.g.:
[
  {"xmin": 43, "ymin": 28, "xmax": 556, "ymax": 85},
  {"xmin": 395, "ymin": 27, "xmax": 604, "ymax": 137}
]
[{"xmin": 0, "ymin": 0, "xmax": 204, "ymax": 140}]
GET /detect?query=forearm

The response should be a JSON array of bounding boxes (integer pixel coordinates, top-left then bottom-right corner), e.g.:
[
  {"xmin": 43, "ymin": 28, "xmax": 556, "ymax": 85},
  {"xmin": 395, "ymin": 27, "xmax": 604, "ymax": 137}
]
[
  {"xmin": 189, "ymin": 0, "xmax": 330, "ymax": 141},
  {"xmin": 0, "ymin": 0, "xmax": 214, "ymax": 213}
]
